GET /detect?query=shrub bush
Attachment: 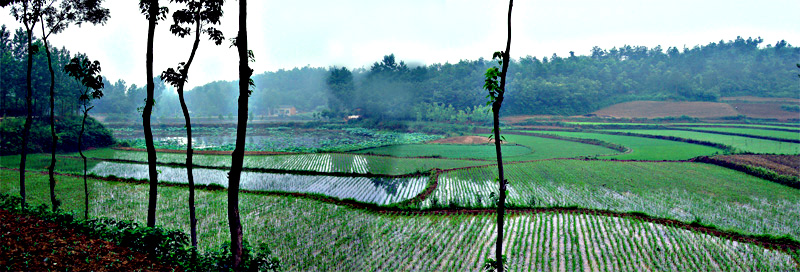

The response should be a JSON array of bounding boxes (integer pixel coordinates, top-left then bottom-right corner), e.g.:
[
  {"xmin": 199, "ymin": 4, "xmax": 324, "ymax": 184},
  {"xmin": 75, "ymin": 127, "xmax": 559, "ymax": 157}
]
[
  {"xmin": 0, "ymin": 193, "xmax": 280, "ymax": 271},
  {"xmin": 0, "ymin": 115, "xmax": 114, "ymax": 155}
]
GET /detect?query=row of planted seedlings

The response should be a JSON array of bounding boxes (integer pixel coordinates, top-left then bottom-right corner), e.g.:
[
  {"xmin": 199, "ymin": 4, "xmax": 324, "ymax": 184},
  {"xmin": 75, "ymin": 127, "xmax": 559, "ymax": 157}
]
[
  {"xmin": 255, "ymin": 207, "xmax": 797, "ymax": 271},
  {"xmin": 80, "ymin": 148, "xmax": 486, "ymax": 176},
  {"xmin": 422, "ymin": 159, "xmax": 800, "ymax": 241},
  {"xmin": 84, "ymin": 159, "xmax": 430, "ymax": 206},
  {"xmin": 3, "ymin": 168, "xmax": 797, "ymax": 271}
]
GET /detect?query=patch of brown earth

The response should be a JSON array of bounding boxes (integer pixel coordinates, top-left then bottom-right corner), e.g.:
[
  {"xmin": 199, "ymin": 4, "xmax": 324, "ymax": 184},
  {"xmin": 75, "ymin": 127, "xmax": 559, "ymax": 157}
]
[
  {"xmin": 428, "ymin": 136, "xmax": 497, "ymax": 144},
  {"xmin": 713, "ymin": 154, "xmax": 800, "ymax": 177},
  {"xmin": 0, "ymin": 209, "xmax": 177, "ymax": 271},
  {"xmin": 721, "ymin": 96, "xmax": 800, "ymax": 103},
  {"xmin": 729, "ymin": 103, "xmax": 800, "ymax": 120},
  {"xmin": 501, "ymin": 115, "xmax": 556, "ymax": 124},
  {"xmin": 592, "ymin": 101, "xmax": 738, "ymax": 118}
]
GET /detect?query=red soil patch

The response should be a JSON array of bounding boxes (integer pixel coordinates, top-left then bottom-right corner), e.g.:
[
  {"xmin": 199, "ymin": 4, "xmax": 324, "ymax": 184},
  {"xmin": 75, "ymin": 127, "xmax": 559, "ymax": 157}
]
[
  {"xmin": 713, "ymin": 154, "xmax": 800, "ymax": 177},
  {"xmin": 592, "ymin": 101, "xmax": 738, "ymax": 118},
  {"xmin": 114, "ymin": 147, "xmax": 294, "ymax": 155},
  {"xmin": 0, "ymin": 209, "xmax": 177, "ymax": 271},
  {"xmin": 501, "ymin": 115, "xmax": 556, "ymax": 124},
  {"xmin": 428, "ymin": 136, "xmax": 497, "ymax": 144},
  {"xmin": 730, "ymin": 103, "xmax": 800, "ymax": 120},
  {"xmin": 721, "ymin": 96, "xmax": 800, "ymax": 103}
]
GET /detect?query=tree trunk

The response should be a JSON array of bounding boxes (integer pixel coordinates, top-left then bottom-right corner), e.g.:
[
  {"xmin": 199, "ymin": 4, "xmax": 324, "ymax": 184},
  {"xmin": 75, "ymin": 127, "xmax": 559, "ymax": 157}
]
[
  {"xmin": 229, "ymin": 0, "xmax": 249, "ymax": 269},
  {"xmin": 179, "ymin": 13, "xmax": 203, "ymax": 251},
  {"xmin": 494, "ymin": 1, "xmax": 512, "ymax": 271},
  {"xmin": 144, "ymin": 0, "xmax": 160, "ymax": 228},
  {"xmin": 19, "ymin": 26, "xmax": 34, "ymax": 210},
  {"xmin": 79, "ymin": 106, "xmax": 89, "ymax": 219},
  {"xmin": 41, "ymin": 20, "xmax": 59, "ymax": 212}
]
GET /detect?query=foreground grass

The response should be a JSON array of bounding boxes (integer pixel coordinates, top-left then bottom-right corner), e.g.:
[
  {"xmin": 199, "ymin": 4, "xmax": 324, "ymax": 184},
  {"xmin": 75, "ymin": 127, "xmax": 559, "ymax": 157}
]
[
  {"xmin": 426, "ymin": 160, "xmax": 800, "ymax": 240},
  {"xmin": 0, "ymin": 169, "xmax": 795, "ymax": 271},
  {"xmin": 526, "ymin": 131, "xmax": 725, "ymax": 160}
]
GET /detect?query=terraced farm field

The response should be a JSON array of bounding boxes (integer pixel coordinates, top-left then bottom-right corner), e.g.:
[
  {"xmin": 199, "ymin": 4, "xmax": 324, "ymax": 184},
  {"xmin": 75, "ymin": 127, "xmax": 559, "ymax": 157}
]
[
  {"xmin": 425, "ymin": 160, "xmax": 800, "ymax": 239},
  {"xmin": 73, "ymin": 148, "xmax": 486, "ymax": 175},
  {"xmin": 1, "ymin": 170, "xmax": 796, "ymax": 271},
  {"xmin": 88, "ymin": 161, "xmax": 428, "ymax": 205},
  {"xmin": 672, "ymin": 123, "xmax": 800, "ymax": 130},
  {"xmin": 610, "ymin": 129, "xmax": 799, "ymax": 154},
  {"xmin": 352, "ymin": 143, "xmax": 533, "ymax": 159},
  {"xmin": 675, "ymin": 127, "xmax": 800, "ymax": 141},
  {"xmin": 353, "ymin": 134, "xmax": 619, "ymax": 161},
  {"xmin": 523, "ymin": 131, "xmax": 725, "ymax": 160}
]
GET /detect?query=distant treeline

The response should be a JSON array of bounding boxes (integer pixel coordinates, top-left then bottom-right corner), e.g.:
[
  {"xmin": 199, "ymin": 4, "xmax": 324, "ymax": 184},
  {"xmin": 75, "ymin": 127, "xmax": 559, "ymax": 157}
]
[{"xmin": 2, "ymin": 24, "xmax": 797, "ymax": 120}]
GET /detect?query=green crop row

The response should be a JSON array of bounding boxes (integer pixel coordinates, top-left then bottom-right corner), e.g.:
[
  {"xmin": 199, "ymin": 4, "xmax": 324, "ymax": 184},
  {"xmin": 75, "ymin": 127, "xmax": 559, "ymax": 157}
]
[
  {"xmin": 1, "ymin": 169, "xmax": 794, "ymax": 271},
  {"xmin": 525, "ymin": 131, "xmax": 725, "ymax": 160},
  {"xmin": 351, "ymin": 134, "xmax": 619, "ymax": 161},
  {"xmin": 425, "ymin": 160, "xmax": 800, "ymax": 240},
  {"xmin": 672, "ymin": 127, "xmax": 800, "ymax": 141},
  {"xmin": 71, "ymin": 148, "xmax": 488, "ymax": 175},
  {"xmin": 608, "ymin": 129, "xmax": 799, "ymax": 154}
]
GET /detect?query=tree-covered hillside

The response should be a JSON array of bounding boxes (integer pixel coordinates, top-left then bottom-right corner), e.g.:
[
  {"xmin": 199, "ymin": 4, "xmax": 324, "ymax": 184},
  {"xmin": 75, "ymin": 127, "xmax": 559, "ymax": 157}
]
[{"xmin": 2, "ymin": 26, "xmax": 796, "ymax": 119}]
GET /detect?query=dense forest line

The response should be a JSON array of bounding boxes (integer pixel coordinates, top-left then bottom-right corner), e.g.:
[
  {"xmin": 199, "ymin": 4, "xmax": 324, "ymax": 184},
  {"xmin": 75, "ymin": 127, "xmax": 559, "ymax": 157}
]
[{"xmin": 2, "ymin": 24, "xmax": 797, "ymax": 120}]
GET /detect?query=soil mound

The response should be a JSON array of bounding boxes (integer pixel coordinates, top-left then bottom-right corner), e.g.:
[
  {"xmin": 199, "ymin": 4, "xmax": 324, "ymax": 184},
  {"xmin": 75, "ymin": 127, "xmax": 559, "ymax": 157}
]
[{"xmin": 428, "ymin": 136, "xmax": 496, "ymax": 144}]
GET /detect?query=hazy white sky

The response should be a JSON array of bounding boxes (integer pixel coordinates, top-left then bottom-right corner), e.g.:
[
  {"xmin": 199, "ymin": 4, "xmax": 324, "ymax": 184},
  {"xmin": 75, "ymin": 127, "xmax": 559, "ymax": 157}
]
[{"xmin": 2, "ymin": 0, "xmax": 798, "ymax": 89}]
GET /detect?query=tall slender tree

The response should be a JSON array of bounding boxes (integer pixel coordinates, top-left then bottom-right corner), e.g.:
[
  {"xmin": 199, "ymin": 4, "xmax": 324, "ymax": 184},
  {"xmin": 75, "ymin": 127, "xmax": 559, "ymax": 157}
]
[
  {"xmin": 38, "ymin": 0, "xmax": 109, "ymax": 212},
  {"xmin": 229, "ymin": 0, "xmax": 252, "ymax": 268},
  {"xmin": 139, "ymin": 0, "xmax": 167, "ymax": 228},
  {"xmin": 161, "ymin": 0, "xmax": 224, "ymax": 251},
  {"xmin": 483, "ymin": 1, "xmax": 512, "ymax": 271},
  {"xmin": 3, "ymin": 0, "xmax": 43, "ymax": 210},
  {"xmin": 63, "ymin": 55, "xmax": 103, "ymax": 219}
]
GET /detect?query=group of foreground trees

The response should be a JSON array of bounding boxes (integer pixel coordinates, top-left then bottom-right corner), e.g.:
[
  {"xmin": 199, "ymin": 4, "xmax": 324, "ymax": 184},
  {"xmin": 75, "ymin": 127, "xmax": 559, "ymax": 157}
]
[{"xmin": 1, "ymin": 0, "xmax": 259, "ymax": 269}]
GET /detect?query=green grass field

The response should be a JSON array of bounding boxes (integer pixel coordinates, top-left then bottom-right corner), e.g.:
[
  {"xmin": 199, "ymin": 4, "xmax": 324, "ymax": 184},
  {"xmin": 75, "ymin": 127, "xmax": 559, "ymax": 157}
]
[
  {"xmin": 1, "ymin": 169, "xmax": 795, "ymax": 271},
  {"xmin": 352, "ymin": 134, "xmax": 619, "ymax": 161},
  {"xmin": 609, "ymin": 129, "xmax": 799, "ymax": 154},
  {"xmin": 524, "ymin": 131, "xmax": 725, "ymax": 160},
  {"xmin": 352, "ymin": 143, "xmax": 532, "ymax": 159},
  {"xmin": 676, "ymin": 127, "xmax": 800, "ymax": 141},
  {"xmin": 425, "ymin": 160, "xmax": 800, "ymax": 240},
  {"xmin": 672, "ymin": 123, "xmax": 800, "ymax": 130}
]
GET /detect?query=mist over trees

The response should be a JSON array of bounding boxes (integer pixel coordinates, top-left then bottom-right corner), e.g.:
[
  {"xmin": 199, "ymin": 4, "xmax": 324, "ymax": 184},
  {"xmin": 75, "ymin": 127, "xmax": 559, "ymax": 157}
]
[
  {"xmin": 184, "ymin": 36, "xmax": 800, "ymax": 119},
  {"xmin": 2, "ymin": 32, "xmax": 797, "ymax": 121}
]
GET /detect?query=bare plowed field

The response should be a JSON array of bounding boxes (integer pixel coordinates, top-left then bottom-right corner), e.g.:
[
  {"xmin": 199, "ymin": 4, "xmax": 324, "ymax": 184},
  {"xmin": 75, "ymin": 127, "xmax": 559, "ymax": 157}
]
[
  {"xmin": 713, "ymin": 154, "xmax": 800, "ymax": 177},
  {"xmin": 428, "ymin": 135, "xmax": 496, "ymax": 144},
  {"xmin": 721, "ymin": 96, "xmax": 800, "ymax": 103},
  {"xmin": 730, "ymin": 103, "xmax": 800, "ymax": 120},
  {"xmin": 592, "ymin": 101, "xmax": 738, "ymax": 118}
]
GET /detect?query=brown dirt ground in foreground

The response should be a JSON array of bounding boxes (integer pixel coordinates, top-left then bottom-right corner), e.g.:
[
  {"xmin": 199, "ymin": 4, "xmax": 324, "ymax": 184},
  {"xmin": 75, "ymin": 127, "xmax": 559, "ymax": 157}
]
[
  {"xmin": 592, "ymin": 101, "xmax": 738, "ymax": 118},
  {"xmin": 714, "ymin": 154, "xmax": 800, "ymax": 177},
  {"xmin": 428, "ymin": 135, "xmax": 497, "ymax": 144},
  {"xmin": 0, "ymin": 209, "xmax": 178, "ymax": 271}
]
